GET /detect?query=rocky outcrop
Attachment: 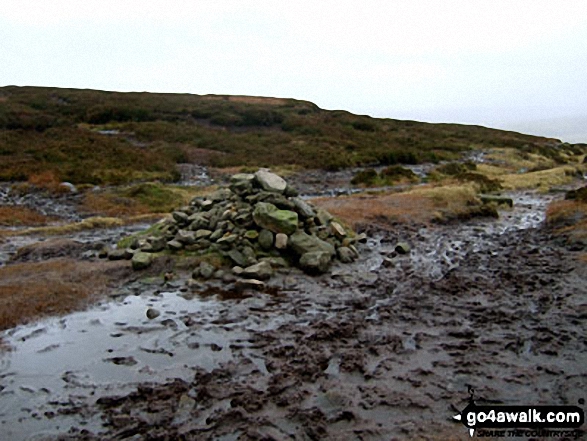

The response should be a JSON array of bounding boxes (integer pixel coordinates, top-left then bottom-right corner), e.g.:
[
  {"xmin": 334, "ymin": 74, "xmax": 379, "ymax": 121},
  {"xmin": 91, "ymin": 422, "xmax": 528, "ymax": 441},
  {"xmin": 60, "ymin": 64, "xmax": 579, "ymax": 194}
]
[{"xmin": 130, "ymin": 169, "xmax": 365, "ymax": 280}]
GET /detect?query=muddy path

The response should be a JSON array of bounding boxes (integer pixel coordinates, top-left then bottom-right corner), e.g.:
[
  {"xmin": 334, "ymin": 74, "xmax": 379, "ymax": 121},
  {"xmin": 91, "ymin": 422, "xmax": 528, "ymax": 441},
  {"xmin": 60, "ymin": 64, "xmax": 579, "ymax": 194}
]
[{"xmin": 0, "ymin": 190, "xmax": 585, "ymax": 440}]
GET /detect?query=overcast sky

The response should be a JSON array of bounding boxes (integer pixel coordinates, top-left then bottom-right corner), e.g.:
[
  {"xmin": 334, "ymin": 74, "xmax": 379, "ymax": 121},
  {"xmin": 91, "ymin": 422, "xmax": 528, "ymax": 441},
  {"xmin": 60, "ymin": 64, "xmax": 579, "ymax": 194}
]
[{"xmin": 2, "ymin": 0, "xmax": 586, "ymax": 142}]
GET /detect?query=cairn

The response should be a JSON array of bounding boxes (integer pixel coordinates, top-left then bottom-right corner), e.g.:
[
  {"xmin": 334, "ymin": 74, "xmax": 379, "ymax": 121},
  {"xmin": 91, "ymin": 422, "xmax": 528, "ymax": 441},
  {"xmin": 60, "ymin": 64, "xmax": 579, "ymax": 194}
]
[{"xmin": 125, "ymin": 169, "xmax": 366, "ymax": 284}]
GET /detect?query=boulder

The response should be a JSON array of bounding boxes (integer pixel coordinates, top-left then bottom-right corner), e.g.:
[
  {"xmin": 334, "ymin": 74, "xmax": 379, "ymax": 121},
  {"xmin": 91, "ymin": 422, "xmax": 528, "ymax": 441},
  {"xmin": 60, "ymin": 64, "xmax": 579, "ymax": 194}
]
[
  {"xmin": 253, "ymin": 202, "xmax": 298, "ymax": 235},
  {"xmin": 172, "ymin": 211, "xmax": 189, "ymax": 225},
  {"xmin": 132, "ymin": 252, "xmax": 153, "ymax": 270},
  {"xmin": 258, "ymin": 229, "xmax": 274, "ymax": 250},
  {"xmin": 330, "ymin": 221, "xmax": 346, "ymax": 239},
  {"xmin": 337, "ymin": 247, "xmax": 355, "ymax": 263},
  {"xmin": 241, "ymin": 261, "xmax": 273, "ymax": 280},
  {"xmin": 198, "ymin": 261, "xmax": 216, "ymax": 279},
  {"xmin": 194, "ymin": 229, "xmax": 213, "ymax": 240},
  {"xmin": 108, "ymin": 248, "xmax": 133, "ymax": 260},
  {"xmin": 291, "ymin": 197, "xmax": 316, "ymax": 218},
  {"xmin": 316, "ymin": 209, "xmax": 333, "ymax": 226},
  {"xmin": 227, "ymin": 249, "xmax": 247, "ymax": 267},
  {"xmin": 175, "ymin": 230, "xmax": 196, "ymax": 245},
  {"xmin": 235, "ymin": 278, "xmax": 265, "ymax": 292},
  {"xmin": 288, "ymin": 231, "xmax": 335, "ymax": 257},
  {"xmin": 254, "ymin": 169, "xmax": 287, "ymax": 193},
  {"xmin": 299, "ymin": 251, "xmax": 332, "ymax": 274}
]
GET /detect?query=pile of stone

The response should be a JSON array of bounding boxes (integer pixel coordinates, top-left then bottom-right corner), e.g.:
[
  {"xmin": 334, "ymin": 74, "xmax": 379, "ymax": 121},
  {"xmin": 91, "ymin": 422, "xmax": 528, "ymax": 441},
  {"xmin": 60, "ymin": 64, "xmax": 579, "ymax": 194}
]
[{"xmin": 122, "ymin": 169, "xmax": 366, "ymax": 283}]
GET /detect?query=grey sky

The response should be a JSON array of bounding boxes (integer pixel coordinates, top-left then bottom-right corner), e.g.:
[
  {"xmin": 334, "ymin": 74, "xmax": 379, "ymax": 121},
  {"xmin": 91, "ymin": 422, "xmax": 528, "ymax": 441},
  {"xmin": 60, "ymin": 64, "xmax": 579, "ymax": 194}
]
[{"xmin": 2, "ymin": 0, "xmax": 586, "ymax": 142}]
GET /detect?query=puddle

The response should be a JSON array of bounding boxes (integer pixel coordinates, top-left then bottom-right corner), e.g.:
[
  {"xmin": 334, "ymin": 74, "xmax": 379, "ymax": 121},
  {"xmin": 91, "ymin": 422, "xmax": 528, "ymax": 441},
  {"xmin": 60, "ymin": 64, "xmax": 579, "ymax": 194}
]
[{"xmin": 0, "ymin": 289, "xmax": 248, "ymax": 439}]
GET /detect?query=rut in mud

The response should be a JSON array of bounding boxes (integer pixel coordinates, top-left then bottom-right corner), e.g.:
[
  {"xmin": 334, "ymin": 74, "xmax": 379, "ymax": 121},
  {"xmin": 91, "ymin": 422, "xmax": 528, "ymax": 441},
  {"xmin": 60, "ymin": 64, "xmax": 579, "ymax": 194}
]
[{"xmin": 0, "ymin": 190, "xmax": 585, "ymax": 440}]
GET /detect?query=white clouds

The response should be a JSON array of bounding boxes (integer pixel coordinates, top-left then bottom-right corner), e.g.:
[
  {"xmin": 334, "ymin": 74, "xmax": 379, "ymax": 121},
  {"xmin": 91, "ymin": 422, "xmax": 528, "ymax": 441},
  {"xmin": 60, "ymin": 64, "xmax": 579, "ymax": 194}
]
[{"xmin": 1, "ymin": 0, "xmax": 586, "ymax": 139}]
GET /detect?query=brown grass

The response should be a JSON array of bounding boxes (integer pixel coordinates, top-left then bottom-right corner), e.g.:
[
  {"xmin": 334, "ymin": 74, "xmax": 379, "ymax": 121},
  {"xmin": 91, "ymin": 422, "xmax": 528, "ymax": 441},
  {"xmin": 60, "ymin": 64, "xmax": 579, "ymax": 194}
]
[
  {"xmin": 0, "ymin": 205, "xmax": 54, "ymax": 227},
  {"xmin": 313, "ymin": 191, "xmax": 438, "ymax": 229},
  {"xmin": 0, "ymin": 258, "xmax": 131, "ymax": 330},
  {"xmin": 312, "ymin": 184, "xmax": 492, "ymax": 229},
  {"xmin": 0, "ymin": 214, "xmax": 166, "ymax": 238},
  {"xmin": 545, "ymin": 200, "xmax": 587, "ymax": 235},
  {"xmin": 27, "ymin": 171, "xmax": 70, "ymax": 194}
]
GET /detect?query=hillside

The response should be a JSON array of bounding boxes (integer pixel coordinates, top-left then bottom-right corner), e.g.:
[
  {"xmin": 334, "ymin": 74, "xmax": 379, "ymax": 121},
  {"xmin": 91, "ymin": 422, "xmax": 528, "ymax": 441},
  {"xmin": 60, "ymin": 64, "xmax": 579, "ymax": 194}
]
[{"xmin": 0, "ymin": 86, "xmax": 578, "ymax": 185}]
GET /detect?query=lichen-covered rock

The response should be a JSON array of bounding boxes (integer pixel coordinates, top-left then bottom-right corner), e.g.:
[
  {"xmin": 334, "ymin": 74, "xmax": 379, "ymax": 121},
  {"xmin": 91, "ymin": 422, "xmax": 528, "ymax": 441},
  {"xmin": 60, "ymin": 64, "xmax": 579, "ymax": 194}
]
[
  {"xmin": 288, "ymin": 231, "xmax": 335, "ymax": 257},
  {"xmin": 258, "ymin": 229, "xmax": 274, "ymax": 250},
  {"xmin": 299, "ymin": 251, "xmax": 332, "ymax": 274},
  {"xmin": 132, "ymin": 252, "xmax": 153, "ymax": 270},
  {"xmin": 253, "ymin": 202, "xmax": 298, "ymax": 235}
]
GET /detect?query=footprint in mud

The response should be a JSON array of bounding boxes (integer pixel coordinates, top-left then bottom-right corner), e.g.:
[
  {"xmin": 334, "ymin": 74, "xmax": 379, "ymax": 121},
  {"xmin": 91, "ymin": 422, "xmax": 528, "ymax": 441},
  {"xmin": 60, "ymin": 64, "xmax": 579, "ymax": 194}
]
[{"xmin": 104, "ymin": 356, "xmax": 138, "ymax": 366}]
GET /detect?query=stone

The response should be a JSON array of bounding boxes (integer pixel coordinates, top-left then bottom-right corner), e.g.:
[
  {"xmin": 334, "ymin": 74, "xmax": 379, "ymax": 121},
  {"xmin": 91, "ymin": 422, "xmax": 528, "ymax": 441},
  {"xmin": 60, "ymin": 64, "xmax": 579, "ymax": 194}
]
[
  {"xmin": 143, "ymin": 236, "xmax": 166, "ymax": 252},
  {"xmin": 395, "ymin": 242, "xmax": 411, "ymax": 255},
  {"xmin": 258, "ymin": 229, "xmax": 274, "ymax": 250},
  {"xmin": 167, "ymin": 240, "xmax": 183, "ymax": 251},
  {"xmin": 108, "ymin": 248, "xmax": 133, "ymax": 260},
  {"xmin": 291, "ymin": 197, "xmax": 316, "ymax": 218},
  {"xmin": 231, "ymin": 173, "xmax": 256, "ymax": 183},
  {"xmin": 260, "ymin": 256, "xmax": 289, "ymax": 268},
  {"xmin": 241, "ymin": 261, "xmax": 273, "ymax": 280},
  {"xmin": 227, "ymin": 249, "xmax": 247, "ymax": 267},
  {"xmin": 235, "ymin": 278, "xmax": 265, "ymax": 292},
  {"xmin": 337, "ymin": 247, "xmax": 355, "ymax": 263},
  {"xmin": 241, "ymin": 246, "xmax": 258, "ymax": 266},
  {"xmin": 194, "ymin": 229, "xmax": 213, "ymax": 240},
  {"xmin": 244, "ymin": 230, "xmax": 259, "ymax": 240},
  {"xmin": 208, "ymin": 188, "xmax": 232, "ymax": 202},
  {"xmin": 253, "ymin": 202, "xmax": 298, "ymax": 235},
  {"xmin": 188, "ymin": 214, "xmax": 209, "ymax": 230},
  {"xmin": 59, "ymin": 182, "xmax": 77, "ymax": 193},
  {"xmin": 354, "ymin": 233, "xmax": 368, "ymax": 243},
  {"xmin": 316, "ymin": 208, "xmax": 333, "ymax": 226},
  {"xmin": 132, "ymin": 252, "xmax": 153, "ymax": 270},
  {"xmin": 232, "ymin": 266, "xmax": 244, "ymax": 275},
  {"xmin": 299, "ymin": 251, "xmax": 332, "ymax": 274},
  {"xmin": 200, "ymin": 200, "xmax": 214, "ymax": 210},
  {"xmin": 348, "ymin": 244, "xmax": 360, "ymax": 258},
  {"xmin": 289, "ymin": 231, "xmax": 335, "ymax": 257},
  {"xmin": 275, "ymin": 233, "xmax": 288, "ymax": 249},
  {"xmin": 381, "ymin": 257, "xmax": 395, "ymax": 268},
  {"xmin": 175, "ymin": 230, "xmax": 196, "ymax": 245},
  {"xmin": 172, "ymin": 211, "xmax": 189, "ymax": 225},
  {"xmin": 330, "ymin": 221, "xmax": 346, "ymax": 239},
  {"xmin": 198, "ymin": 261, "xmax": 216, "ymax": 279},
  {"xmin": 216, "ymin": 234, "xmax": 238, "ymax": 246},
  {"xmin": 222, "ymin": 272, "xmax": 237, "ymax": 283},
  {"xmin": 209, "ymin": 229, "xmax": 224, "ymax": 241},
  {"xmin": 254, "ymin": 169, "xmax": 287, "ymax": 193},
  {"xmin": 146, "ymin": 308, "xmax": 160, "ymax": 320}
]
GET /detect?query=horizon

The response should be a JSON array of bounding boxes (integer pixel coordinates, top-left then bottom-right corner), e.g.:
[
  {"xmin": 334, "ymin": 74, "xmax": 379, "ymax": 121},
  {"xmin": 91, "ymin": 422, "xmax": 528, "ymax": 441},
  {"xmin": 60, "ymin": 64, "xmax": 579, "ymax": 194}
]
[{"xmin": 2, "ymin": 1, "xmax": 586, "ymax": 143}]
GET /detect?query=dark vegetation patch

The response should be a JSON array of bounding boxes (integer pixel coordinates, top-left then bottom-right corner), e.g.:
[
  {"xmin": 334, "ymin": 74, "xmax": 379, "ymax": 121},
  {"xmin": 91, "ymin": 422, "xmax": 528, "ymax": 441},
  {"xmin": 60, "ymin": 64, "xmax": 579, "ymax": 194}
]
[
  {"xmin": 0, "ymin": 86, "xmax": 568, "ymax": 185},
  {"xmin": 350, "ymin": 166, "xmax": 418, "ymax": 186},
  {"xmin": 81, "ymin": 183, "xmax": 187, "ymax": 217}
]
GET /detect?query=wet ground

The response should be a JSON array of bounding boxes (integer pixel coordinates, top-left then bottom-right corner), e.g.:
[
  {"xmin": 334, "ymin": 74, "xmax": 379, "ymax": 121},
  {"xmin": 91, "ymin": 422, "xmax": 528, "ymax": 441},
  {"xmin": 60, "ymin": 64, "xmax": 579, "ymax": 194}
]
[{"xmin": 0, "ymin": 187, "xmax": 585, "ymax": 440}]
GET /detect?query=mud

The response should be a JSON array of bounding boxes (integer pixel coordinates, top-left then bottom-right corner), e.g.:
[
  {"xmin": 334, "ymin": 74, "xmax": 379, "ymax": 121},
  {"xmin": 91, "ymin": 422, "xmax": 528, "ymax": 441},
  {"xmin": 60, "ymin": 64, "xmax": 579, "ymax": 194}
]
[{"xmin": 0, "ymin": 188, "xmax": 585, "ymax": 440}]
